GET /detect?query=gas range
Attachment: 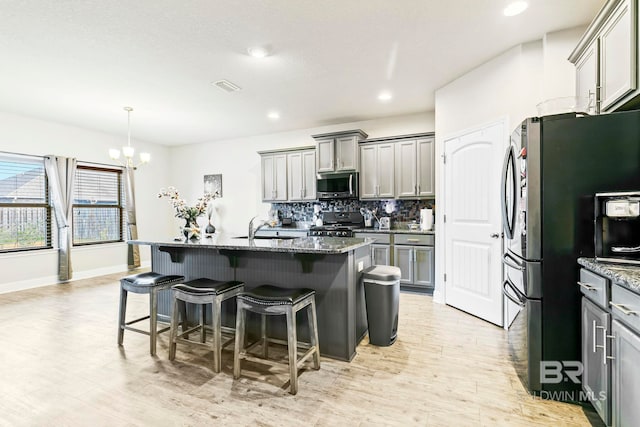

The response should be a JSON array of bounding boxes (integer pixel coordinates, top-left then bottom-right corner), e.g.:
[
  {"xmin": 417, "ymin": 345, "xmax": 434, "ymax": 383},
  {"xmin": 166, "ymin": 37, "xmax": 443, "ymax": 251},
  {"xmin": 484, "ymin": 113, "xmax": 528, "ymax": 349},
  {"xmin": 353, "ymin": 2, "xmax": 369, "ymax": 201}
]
[
  {"xmin": 308, "ymin": 225, "xmax": 356, "ymax": 237},
  {"xmin": 308, "ymin": 211, "xmax": 364, "ymax": 237}
]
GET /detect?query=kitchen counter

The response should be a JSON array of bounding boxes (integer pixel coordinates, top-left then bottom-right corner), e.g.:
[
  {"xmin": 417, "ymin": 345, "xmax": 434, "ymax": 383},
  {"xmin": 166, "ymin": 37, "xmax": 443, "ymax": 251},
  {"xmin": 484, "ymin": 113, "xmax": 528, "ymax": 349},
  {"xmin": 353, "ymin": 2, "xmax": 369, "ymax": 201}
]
[
  {"xmin": 129, "ymin": 234, "xmax": 371, "ymax": 361},
  {"xmin": 354, "ymin": 228, "xmax": 435, "ymax": 235},
  {"xmin": 578, "ymin": 257, "xmax": 640, "ymax": 295},
  {"xmin": 130, "ymin": 233, "xmax": 370, "ymax": 255}
]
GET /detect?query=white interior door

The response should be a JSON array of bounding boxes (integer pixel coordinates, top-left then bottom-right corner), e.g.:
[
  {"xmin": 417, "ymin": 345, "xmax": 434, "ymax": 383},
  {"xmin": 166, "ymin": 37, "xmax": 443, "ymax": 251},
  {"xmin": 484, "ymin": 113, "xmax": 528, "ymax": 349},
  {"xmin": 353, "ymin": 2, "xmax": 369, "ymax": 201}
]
[{"xmin": 444, "ymin": 121, "xmax": 505, "ymax": 326}]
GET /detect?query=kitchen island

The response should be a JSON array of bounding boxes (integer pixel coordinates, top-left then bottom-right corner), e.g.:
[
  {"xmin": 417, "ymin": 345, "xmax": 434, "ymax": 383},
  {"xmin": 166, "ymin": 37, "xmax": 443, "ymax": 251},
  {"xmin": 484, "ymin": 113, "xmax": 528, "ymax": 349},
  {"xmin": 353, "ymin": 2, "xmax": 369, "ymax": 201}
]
[{"xmin": 129, "ymin": 234, "xmax": 372, "ymax": 361}]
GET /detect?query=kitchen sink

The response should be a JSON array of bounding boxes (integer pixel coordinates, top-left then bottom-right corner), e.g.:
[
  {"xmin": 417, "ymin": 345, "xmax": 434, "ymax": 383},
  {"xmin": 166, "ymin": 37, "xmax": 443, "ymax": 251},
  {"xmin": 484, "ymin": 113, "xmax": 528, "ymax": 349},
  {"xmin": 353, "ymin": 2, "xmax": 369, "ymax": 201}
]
[{"xmin": 233, "ymin": 235, "xmax": 299, "ymax": 240}]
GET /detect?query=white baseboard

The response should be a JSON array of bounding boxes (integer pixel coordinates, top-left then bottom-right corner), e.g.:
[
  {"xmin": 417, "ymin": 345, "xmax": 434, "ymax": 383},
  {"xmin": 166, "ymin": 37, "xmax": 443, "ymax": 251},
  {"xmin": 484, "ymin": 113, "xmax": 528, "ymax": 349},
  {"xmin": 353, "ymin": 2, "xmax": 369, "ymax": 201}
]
[
  {"xmin": 432, "ymin": 289, "xmax": 445, "ymax": 304},
  {"xmin": 0, "ymin": 260, "xmax": 151, "ymax": 295}
]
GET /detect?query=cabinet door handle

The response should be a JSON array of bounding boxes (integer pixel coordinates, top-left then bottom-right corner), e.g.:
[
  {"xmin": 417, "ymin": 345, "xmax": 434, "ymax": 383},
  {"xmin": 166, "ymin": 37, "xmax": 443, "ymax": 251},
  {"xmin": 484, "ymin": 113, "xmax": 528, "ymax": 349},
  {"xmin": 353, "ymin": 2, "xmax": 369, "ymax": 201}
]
[
  {"xmin": 602, "ymin": 328, "xmax": 615, "ymax": 365},
  {"xmin": 407, "ymin": 239, "xmax": 420, "ymax": 243},
  {"xmin": 414, "ymin": 184, "xmax": 417, "ymax": 194},
  {"xmin": 610, "ymin": 302, "xmax": 639, "ymax": 316},
  {"xmin": 417, "ymin": 184, "xmax": 421, "ymax": 194},
  {"xmin": 577, "ymin": 281, "xmax": 596, "ymax": 291},
  {"xmin": 593, "ymin": 320, "xmax": 598, "ymax": 353}
]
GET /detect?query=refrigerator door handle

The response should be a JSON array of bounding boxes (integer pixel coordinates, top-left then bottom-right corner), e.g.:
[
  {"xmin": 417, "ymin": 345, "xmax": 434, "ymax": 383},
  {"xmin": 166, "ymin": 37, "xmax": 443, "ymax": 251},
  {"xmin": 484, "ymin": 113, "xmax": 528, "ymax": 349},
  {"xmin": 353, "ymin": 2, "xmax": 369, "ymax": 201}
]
[
  {"xmin": 502, "ymin": 252, "xmax": 525, "ymax": 271},
  {"xmin": 500, "ymin": 145, "xmax": 517, "ymax": 240},
  {"xmin": 503, "ymin": 279, "xmax": 525, "ymax": 308}
]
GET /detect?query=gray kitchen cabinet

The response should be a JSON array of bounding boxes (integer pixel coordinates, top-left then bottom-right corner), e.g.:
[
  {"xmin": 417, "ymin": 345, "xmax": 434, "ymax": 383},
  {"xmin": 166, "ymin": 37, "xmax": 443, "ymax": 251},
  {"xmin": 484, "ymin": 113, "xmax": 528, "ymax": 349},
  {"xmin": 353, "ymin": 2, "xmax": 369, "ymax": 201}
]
[
  {"xmin": 569, "ymin": 0, "xmax": 637, "ymax": 113},
  {"xmin": 417, "ymin": 137, "xmax": 435, "ymax": 197},
  {"xmin": 260, "ymin": 152, "xmax": 287, "ymax": 202},
  {"xmin": 611, "ymin": 318, "xmax": 640, "ymax": 427},
  {"xmin": 393, "ymin": 234, "xmax": 434, "ymax": 289},
  {"xmin": 355, "ymin": 232, "xmax": 392, "ymax": 265},
  {"xmin": 575, "ymin": 40, "xmax": 599, "ymax": 114},
  {"xmin": 359, "ymin": 142, "xmax": 394, "ymax": 199},
  {"xmin": 582, "ymin": 297, "xmax": 611, "ymax": 425},
  {"xmin": 312, "ymin": 129, "xmax": 368, "ymax": 173},
  {"xmin": 394, "ymin": 136, "xmax": 435, "ymax": 198},
  {"xmin": 287, "ymin": 149, "xmax": 316, "ymax": 201}
]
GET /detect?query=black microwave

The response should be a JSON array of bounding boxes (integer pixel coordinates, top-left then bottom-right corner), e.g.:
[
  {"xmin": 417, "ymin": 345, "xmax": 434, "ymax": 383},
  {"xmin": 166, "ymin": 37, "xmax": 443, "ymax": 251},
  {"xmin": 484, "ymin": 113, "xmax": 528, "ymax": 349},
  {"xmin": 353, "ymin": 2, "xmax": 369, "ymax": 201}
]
[{"xmin": 316, "ymin": 172, "xmax": 358, "ymax": 199}]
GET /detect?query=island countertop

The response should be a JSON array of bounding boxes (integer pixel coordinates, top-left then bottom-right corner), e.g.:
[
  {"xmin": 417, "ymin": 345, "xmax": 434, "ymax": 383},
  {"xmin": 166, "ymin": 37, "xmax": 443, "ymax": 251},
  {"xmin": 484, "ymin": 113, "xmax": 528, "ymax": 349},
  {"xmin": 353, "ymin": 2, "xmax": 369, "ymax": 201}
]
[{"xmin": 129, "ymin": 233, "xmax": 371, "ymax": 254}]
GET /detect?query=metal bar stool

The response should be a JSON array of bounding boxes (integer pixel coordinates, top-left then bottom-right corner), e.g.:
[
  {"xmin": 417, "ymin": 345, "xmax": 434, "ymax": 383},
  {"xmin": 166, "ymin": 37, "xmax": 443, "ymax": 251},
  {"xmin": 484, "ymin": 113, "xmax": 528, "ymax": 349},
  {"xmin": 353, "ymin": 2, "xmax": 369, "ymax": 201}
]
[
  {"xmin": 168, "ymin": 278, "xmax": 245, "ymax": 372},
  {"xmin": 233, "ymin": 285, "xmax": 320, "ymax": 395},
  {"xmin": 117, "ymin": 272, "xmax": 185, "ymax": 356}
]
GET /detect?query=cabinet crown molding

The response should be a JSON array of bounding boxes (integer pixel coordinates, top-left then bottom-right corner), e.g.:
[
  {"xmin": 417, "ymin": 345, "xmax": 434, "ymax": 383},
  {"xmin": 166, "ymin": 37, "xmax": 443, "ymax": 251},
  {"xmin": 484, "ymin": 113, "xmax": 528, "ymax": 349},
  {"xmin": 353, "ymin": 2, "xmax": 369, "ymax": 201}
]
[
  {"xmin": 257, "ymin": 145, "xmax": 315, "ymax": 155},
  {"xmin": 568, "ymin": 0, "xmax": 625, "ymax": 63},
  {"xmin": 361, "ymin": 132, "xmax": 435, "ymax": 144},
  {"xmin": 311, "ymin": 129, "xmax": 368, "ymax": 140}
]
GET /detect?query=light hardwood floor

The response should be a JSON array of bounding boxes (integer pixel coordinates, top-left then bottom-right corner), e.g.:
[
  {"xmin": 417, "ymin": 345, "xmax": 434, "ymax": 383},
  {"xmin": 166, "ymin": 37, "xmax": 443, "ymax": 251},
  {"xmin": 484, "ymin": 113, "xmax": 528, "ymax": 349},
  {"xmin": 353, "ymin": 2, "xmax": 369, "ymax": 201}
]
[{"xmin": 0, "ymin": 272, "xmax": 601, "ymax": 426}]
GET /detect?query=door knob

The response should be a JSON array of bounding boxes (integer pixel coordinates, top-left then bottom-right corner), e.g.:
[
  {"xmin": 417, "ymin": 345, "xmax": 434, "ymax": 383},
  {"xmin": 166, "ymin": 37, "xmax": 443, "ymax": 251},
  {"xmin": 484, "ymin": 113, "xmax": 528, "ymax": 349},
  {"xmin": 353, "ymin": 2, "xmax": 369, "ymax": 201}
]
[{"xmin": 490, "ymin": 233, "xmax": 500, "ymax": 239}]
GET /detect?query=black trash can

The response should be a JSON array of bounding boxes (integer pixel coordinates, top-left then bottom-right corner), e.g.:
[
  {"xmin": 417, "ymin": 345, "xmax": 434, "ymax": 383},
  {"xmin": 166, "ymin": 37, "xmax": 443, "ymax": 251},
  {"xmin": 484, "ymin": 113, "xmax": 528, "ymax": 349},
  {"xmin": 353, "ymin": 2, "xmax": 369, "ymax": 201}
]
[{"xmin": 362, "ymin": 265, "xmax": 401, "ymax": 346}]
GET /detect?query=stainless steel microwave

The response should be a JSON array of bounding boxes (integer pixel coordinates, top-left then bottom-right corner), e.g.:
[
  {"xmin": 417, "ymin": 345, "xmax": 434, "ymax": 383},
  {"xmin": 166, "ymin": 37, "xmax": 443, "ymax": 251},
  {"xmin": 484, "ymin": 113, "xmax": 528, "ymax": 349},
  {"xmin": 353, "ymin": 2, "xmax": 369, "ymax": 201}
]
[
  {"xmin": 595, "ymin": 191, "xmax": 640, "ymax": 264},
  {"xmin": 316, "ymin": 172, "xmax": 358, "ymax": 199}
]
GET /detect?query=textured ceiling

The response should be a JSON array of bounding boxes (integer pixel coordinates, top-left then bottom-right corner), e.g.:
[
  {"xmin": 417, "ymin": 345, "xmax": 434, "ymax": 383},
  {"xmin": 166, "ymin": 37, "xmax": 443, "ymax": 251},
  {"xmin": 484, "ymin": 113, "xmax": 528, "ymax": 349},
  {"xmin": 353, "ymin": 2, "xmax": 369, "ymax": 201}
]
[{"xmin": 0, "ymin": 0, "xmax": 604, "ymax": 145}]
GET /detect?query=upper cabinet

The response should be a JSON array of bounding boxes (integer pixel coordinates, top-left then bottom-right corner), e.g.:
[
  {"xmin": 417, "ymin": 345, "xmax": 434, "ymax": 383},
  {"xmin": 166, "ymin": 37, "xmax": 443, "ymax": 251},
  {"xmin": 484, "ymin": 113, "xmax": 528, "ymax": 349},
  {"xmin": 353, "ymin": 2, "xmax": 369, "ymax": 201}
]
[
  {"xmin": 569, "ymin": 0, "xmax": 638, "ymax": 113},
  {"xmin": 394, "ymin": 135, "xmax": 435, "ymax": 199},
  {"xmin": 312, "ymin": 129, "xmax": 368, "ymax": 173},
  {"xmin": 361, "ymin": 132, "xmax": 435, "ymax": 200},
  {"xmin": 360, "ymin": 142, "xmax": 395, "ymax": 199},
  {"xmin": 260, "ymin": 152, "xmax": 288, "ymax": 202},
  {"xmin": 287, "ymin": 149, "xmax": 316, "ymax": 201},
  {"xmin": 259, "ymin": 146, "xmax": 316, "ymax": 202}
]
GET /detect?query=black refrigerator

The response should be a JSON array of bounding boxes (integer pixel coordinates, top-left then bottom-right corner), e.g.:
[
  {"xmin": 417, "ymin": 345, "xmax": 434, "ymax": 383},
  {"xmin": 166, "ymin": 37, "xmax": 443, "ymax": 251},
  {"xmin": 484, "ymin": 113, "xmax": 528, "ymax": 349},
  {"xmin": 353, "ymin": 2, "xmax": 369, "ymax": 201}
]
[{"xmin": 500, "ymin": 110, "xmax": 640, "ymax": 398}]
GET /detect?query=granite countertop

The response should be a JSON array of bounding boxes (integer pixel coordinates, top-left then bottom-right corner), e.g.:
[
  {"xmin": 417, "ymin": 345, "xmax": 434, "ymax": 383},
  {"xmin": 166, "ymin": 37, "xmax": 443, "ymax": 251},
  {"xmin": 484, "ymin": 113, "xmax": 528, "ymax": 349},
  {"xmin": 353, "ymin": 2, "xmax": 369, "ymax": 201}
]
[
  {"xmin": 578, "ymin": 257, "xmax": 640, "ymax": 294},
  {"xmin": 353, "ymin": 228, "xmax": 435, "ymax": 235},
  {"xmin": 129, "ymin": 233, "xmax": 371, "ymax": 255}
]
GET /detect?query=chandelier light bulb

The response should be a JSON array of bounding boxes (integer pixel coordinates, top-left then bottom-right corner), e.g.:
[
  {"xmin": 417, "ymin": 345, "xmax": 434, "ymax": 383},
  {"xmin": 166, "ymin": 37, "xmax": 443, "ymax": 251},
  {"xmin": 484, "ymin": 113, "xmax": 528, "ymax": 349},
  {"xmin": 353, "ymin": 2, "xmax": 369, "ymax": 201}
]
[
  {"xmin": 122, "ymin": 145, "xmax": 135, "ymax": 158},
  {"xmin": 109, "ymin": 149, "xmax": 121, "ymax": 160},
  {"xmin": 139, "ymin": 152, "xmax": 151, "ymax": 164}
]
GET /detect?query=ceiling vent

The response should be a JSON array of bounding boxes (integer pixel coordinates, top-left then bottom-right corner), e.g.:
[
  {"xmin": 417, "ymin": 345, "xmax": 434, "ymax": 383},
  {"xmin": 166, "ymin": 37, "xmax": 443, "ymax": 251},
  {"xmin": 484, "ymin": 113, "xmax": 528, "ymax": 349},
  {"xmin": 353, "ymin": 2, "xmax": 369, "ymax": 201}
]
[{"xmin": 213, "ymin": 79, "xmax": 242, "ymax": 93}]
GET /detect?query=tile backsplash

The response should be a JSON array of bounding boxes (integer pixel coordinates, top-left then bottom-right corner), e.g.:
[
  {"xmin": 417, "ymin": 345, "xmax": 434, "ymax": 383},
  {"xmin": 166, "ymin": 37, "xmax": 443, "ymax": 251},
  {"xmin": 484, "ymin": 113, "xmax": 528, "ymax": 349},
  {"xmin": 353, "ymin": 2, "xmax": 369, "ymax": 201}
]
[{"xmin": 271, "ymin": 199, "xmax": 435, "ymax": 224}]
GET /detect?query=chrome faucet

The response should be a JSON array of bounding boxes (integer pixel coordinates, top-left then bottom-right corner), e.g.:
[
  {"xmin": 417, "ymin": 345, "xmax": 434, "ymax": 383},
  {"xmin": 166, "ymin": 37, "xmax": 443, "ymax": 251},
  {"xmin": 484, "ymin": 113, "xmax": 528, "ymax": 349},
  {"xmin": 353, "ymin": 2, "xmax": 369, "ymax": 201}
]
[{"xmin": 248, "ymin": 216, "xmax": 269, "ymax": 240}]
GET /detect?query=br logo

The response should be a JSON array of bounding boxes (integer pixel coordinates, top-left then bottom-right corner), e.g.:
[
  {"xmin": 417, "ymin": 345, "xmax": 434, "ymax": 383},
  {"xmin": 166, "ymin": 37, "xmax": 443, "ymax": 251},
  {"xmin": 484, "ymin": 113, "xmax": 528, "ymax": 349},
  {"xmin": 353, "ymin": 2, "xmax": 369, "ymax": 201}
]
[{"xmin": 540, "ymin": 361, "xmax": 583, "ymax": 384}]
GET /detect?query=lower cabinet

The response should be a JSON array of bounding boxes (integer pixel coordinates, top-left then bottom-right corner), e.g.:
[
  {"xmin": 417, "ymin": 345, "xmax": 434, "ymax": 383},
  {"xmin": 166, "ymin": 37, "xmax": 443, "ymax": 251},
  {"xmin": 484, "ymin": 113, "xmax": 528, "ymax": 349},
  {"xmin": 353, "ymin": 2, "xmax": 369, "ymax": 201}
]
[
  {"xmin": 371, "ymin": 244, "xmax": 391, "ymax": 265},
  {"xmin": 393, "ymin": 234, "xmax": 434, "ymax": 289},
  {"xmin": 354, "ymin": 232, "xmax": 391, "ymax": 266},
  {"xmin": 611, "ymin": 281, "xmax": 640, "ymax": 427},
  {"xmin": 580, "ymin": 263, "xmax": 640, "ymax": 427},
  {"xmin": 611, "ymin": 319, "xmax": 640, "ymax": 427},
  {"xmin": 582, "ymin": 297, "xmax": 611, "ymax": 425}
]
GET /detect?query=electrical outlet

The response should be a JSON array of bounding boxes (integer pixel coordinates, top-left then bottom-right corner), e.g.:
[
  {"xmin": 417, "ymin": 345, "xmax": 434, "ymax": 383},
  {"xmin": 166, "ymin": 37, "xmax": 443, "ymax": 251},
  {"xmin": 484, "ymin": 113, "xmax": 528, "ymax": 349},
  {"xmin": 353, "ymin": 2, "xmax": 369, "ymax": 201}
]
[{"xmin": 357, "ymin": 261, "xmax": 364, "ymax": 272}]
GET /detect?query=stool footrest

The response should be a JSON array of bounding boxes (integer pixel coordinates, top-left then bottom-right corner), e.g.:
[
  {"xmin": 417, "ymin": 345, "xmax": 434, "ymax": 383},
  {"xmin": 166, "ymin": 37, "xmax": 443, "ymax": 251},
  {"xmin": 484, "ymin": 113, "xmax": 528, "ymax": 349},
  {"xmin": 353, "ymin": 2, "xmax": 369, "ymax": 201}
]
[
  {"xmin": 297, "ymin": 346, "xmax": 318, "ymax": 367},
  {"xmin": 124, "ymin": 315, "xmax": 151, "ymax": 326}
]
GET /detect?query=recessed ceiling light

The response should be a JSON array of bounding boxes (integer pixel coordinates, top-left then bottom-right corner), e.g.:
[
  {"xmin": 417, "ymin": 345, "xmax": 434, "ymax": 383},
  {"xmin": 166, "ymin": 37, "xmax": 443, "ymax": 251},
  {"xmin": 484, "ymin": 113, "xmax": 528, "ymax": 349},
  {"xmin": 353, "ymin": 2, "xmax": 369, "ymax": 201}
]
[
  {"xmin": 378, "ymin": 91, "xmax": 392, "ymax": 101},
  {"xmin": 248, "ymin": 46, "xmax": 270, "ymax": 58},
  {"xmin": 503, "ymin": 1, "xmax": 528, "ymax": 16},
  {"xmin": 267, "ymin": 111, "xmax": 280, "ymax": 120}
]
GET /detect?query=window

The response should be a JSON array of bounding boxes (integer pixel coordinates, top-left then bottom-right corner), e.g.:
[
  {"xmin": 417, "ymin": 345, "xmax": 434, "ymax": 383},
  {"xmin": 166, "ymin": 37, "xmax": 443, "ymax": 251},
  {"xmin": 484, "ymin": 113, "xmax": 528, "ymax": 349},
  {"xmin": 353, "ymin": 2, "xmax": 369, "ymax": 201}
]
[
  {"xmin": 0, "ymin": 153, "xmax": 51, "ymax": 252},
  {"xmin": 73, "ymin": 165, "xmax": 124, "ymax": 245}
]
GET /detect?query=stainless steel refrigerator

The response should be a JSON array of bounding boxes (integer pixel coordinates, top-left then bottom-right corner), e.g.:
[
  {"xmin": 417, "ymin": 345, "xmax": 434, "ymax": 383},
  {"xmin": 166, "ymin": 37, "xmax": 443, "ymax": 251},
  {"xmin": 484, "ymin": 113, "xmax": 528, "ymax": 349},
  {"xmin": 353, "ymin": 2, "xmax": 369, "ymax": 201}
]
[{"xmin": 501, "ymin": 110, "xmax": 640, "ymax": 397}]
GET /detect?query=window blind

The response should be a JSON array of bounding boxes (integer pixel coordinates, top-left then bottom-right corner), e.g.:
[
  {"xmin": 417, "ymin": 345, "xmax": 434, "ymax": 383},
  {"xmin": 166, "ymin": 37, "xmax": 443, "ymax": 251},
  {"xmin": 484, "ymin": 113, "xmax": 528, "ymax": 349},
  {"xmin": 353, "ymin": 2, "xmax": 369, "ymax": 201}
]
[
  {"xmin": 72, "ymin": 165, "xmax": 124, "ymax": 245},
  {"xmin": 0, "ymin": 153, "xmax": 51, "ymax": 251}
]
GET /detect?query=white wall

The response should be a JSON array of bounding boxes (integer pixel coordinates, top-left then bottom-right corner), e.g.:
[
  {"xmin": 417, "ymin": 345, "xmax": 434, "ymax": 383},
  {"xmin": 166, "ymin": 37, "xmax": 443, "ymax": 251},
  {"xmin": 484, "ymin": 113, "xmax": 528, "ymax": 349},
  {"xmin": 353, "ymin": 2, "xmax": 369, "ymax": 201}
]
[
  {"xmin": 0, "ymin": 111, "xmax": 433, "ymax": 293},
  {"xmin": 433, "ymin": 28, "xmax": 585, "ymax": 304},
  {"xmin": 0, "ymin": 111, "xmax": 172, "ymax": 293},
  {"xmin": 165, "ymin": 112, "xmax": 434, "ymax": 236}
]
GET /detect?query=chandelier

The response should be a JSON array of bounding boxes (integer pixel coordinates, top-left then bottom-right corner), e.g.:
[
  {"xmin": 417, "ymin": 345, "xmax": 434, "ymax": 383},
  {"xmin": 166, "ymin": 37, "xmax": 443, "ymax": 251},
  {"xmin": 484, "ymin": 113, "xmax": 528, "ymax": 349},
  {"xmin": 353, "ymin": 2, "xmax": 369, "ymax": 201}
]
[{"xmin": 109, "ymin": 107, "xmax": 150, "ymax": 167}]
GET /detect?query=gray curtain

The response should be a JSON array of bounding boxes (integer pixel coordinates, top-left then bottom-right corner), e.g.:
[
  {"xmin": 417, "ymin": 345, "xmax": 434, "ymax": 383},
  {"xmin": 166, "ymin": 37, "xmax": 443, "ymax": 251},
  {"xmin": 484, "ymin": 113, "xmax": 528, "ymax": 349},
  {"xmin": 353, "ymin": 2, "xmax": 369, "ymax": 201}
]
[
  {"xmin": 44, "ymin": 156, "xmax": 77, "ymax": 282},
  {"xmin": 124, "ymin": 166, "xmax": 140, "ymax": 268}
]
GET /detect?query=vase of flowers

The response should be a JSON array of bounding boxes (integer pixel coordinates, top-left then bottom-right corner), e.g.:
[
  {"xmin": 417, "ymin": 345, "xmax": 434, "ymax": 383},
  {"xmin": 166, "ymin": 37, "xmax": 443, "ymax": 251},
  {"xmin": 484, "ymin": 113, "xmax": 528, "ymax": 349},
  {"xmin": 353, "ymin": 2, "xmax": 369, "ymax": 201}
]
[{"xmin": 158, "ymin": 186, "xmax": 218, "ymax": 240}]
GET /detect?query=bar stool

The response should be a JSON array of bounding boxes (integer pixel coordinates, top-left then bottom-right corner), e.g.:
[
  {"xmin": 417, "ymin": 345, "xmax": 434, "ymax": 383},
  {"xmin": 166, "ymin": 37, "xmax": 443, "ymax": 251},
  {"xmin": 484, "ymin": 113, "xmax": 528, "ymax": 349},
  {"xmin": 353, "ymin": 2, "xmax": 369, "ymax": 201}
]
[
  {"xmin": 233, "ymin": 285, "xmax": 320, "ymax": 395},
  {"xmin": 117, "ymin": 272, "xmax": 185, "ymax": 356},
  {"xmin": 168, "ymin": 278, "xmax": 244, "ymax": 372}
]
